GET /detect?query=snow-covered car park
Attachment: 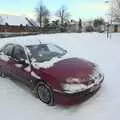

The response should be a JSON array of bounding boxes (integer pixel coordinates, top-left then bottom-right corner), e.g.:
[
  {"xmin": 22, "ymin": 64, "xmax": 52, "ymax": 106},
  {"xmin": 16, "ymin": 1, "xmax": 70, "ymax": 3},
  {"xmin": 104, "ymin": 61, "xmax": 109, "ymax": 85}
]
[{"xmin": 0, "ymin": 33, "xmax": 120, "ymax": 120}]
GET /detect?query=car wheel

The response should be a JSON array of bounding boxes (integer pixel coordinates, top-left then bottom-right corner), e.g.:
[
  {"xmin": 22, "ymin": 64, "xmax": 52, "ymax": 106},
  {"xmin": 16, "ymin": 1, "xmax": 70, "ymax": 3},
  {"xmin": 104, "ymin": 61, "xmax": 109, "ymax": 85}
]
[{"xmin": 36, "ymin": 82, "xmax": 55, "ymax": 106}]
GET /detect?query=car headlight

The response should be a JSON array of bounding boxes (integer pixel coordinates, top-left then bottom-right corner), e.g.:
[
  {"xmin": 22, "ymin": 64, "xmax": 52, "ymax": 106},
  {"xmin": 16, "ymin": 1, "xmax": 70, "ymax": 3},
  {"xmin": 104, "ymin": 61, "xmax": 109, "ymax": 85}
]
[
  {"xmin": 91, "ymin": 65, "xmax": 104, "ymax": 80},
  {"xmin": 62, "ymin": 83, "xmax": 87, "ymax": 94}
]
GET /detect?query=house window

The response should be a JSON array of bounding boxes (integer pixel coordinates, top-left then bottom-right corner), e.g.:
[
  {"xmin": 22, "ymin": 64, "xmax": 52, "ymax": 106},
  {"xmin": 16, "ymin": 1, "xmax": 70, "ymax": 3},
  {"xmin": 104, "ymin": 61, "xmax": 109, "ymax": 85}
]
[{"xmin": 114, "ymin": 25, "xmax": 118, "ymax": 32}]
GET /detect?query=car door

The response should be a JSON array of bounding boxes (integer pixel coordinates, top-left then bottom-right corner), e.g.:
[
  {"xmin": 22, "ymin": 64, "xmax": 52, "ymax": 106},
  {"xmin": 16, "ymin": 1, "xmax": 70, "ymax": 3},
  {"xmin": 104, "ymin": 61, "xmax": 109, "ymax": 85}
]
[
  {"xmin": 0, "ymin": 44, "xmax": 14, "ymax": 76},
  {"xmin": 11, "ymin": 45, "xmax": 31, "ymax": 84}
]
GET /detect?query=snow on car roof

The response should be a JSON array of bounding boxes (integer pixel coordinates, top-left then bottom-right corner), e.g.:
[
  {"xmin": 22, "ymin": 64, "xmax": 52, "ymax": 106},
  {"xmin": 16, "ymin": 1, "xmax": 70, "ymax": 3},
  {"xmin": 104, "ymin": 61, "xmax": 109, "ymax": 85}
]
[
  {"xmin": 0, "ymin": 36, "xmax": 52, "ymax": 48},
  {"xmin": 14, "ymin": 37, "xmax": 42, "ymax": 46}
]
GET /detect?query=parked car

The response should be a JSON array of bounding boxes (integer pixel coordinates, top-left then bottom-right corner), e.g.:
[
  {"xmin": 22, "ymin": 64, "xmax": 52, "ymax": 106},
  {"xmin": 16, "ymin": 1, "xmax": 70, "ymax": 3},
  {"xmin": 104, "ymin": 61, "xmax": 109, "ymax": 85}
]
[{"xmin": 0, "ymin": 42, "xmax": 104, "ymax": 105}]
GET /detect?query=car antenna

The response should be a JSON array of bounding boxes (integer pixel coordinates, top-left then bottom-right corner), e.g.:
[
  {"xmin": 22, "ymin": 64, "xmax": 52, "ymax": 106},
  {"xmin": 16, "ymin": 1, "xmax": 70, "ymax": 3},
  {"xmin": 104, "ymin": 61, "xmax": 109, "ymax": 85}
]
[{"xmin": 35, "ymin": 37, "xmax": 42, "ymax": 44}]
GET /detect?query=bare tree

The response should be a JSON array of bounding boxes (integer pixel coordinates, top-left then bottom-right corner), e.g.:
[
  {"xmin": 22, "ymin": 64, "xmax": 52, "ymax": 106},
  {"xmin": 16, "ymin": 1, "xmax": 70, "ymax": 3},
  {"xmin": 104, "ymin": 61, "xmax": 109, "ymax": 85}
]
[
  {"xmin": 56, "ymin": 6, "xmax": 70, "ymax": 25},
  {"xmin": 36, "ymin": 2, "xmax": 50, "ymax": 27},
  {"xmin": 111, "ymin": 0, "xmax": 120, "ymax": 21}
]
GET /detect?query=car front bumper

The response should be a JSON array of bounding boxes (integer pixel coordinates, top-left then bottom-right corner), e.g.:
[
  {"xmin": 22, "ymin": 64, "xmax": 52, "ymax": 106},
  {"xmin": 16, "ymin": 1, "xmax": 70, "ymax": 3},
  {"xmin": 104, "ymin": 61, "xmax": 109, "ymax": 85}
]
[{"xmin": 54, "ymin": 76, "xmax": 104, "ymax": 105}]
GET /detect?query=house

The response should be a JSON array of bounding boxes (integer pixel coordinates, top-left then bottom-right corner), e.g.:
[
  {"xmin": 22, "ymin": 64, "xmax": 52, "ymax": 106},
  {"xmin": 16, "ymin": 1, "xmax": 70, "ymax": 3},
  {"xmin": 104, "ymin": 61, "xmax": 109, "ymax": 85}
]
[
  {"xmin": 111, "ymin": 21, "xmax": 120, "ymax": 32},
  {"xmin": 67, "ymin": 20, "xmax": 79, "ymax": 32},
  {"xmin": 0, "ymin": 14, "xmax": 39, "ymax": 33},
  {"xmin": 82, "ymin": 21, "xmax": 94, "ymax": 32}
]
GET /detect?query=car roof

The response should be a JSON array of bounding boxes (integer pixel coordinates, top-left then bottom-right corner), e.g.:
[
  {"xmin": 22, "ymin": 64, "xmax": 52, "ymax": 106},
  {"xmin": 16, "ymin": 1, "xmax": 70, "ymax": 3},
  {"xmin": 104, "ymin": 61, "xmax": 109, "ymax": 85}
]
[
  {"xmin": 3, "ymin": 38, "xmax": 46, "ymax": 48},
  {"xmin": 14, "ymin": 37, "xmax": 42, "ymax": 46}
]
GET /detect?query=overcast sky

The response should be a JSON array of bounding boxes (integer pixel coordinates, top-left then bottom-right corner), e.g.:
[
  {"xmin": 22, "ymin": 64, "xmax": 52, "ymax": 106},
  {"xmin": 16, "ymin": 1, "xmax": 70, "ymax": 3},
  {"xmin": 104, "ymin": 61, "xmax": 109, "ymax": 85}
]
[{"xmin": 0, "ymin": 0, "xmax": 110, "ymax": 20}]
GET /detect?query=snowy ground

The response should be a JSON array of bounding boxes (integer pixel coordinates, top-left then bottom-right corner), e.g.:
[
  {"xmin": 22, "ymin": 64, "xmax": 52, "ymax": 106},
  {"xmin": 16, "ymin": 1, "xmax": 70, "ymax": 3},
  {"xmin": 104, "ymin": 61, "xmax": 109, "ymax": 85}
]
[{"xmin": 0, "ymin": 33, "xmax": 120, "ymax": 120}]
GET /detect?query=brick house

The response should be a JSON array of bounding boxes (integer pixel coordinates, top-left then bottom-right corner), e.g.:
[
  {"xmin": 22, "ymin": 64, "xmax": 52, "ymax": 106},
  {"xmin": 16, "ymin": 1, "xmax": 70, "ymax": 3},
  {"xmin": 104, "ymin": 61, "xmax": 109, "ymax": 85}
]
[{"xmin": 0, "ymin": 15, "xmax": 39, "ymax": 33}]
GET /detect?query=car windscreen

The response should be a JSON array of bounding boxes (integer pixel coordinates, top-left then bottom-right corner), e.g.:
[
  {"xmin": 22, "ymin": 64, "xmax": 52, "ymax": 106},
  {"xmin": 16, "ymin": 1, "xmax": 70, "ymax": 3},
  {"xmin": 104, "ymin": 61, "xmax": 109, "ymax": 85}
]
[{"xmin": 26, "ymin": 44, "xmax": 67, "ymax": 62}]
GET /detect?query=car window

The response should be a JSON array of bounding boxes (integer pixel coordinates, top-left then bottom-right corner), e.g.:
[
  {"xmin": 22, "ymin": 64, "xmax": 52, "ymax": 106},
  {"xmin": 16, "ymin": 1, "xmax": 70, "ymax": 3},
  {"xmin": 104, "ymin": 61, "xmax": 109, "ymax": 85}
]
[
  {"xmin": 26, "ymin": 44, "xmax": 67, "ymax": 62},
  {"xmin": 13, "ymin": 45, "xmax": 27, "ymax": 60},
  {"xmin": 3, "ymin": 44, "xmax": 14, "ymax": 57},
  {"xmin": 39, "ymin": 44, "xmax": 50, "ymax": 54},
  {"xmin": 47, "ymin": 44, "xmax": 65, "ymax": 54}
]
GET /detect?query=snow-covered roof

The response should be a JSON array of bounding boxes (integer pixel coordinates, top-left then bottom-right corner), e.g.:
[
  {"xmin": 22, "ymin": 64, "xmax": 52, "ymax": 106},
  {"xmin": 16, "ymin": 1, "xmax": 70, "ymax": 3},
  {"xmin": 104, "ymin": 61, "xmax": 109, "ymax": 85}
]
[
  {"xmin": 112, "ymin": 21, "xmax": 120, "ymax": 25},
  {"xmin": 0, "ymin": 14, "xmax": 39, "ymax": 27}
]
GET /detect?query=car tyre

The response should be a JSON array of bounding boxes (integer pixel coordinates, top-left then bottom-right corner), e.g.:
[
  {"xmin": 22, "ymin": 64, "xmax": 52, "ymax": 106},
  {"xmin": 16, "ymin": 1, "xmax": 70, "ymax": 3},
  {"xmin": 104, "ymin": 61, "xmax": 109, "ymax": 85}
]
[{"xmin": 36, "ymin": 82, "xmax": 55, "ymax": 106}]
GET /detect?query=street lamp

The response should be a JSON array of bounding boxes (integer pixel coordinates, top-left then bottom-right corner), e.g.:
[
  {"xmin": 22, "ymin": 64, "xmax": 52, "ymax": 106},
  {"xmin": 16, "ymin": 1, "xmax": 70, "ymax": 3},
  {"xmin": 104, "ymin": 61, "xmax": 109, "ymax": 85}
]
[{"xmin": 105, "ymin": 0, "xmax": 112, "ymax": 38}]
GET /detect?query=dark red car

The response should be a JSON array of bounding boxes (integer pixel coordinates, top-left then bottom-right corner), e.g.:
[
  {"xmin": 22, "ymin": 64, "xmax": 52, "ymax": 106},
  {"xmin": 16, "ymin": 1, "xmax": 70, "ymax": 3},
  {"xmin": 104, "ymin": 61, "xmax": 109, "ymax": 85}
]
[{"xmin": 0, "ymin": 42, "xmax": 104, "ymax": 105}]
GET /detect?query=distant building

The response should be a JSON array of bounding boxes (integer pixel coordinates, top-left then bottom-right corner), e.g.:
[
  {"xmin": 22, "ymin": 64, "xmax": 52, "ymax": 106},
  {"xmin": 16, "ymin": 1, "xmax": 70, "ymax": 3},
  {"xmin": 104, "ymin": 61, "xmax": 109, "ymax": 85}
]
[
  {"xmin": 82, "ymin": 20, "xmax": 105, "ymax": 32},
  {"xmin": 67, "ymin": 20, "xmax": 79, "ymax": 32},
  {"xmin": 0, "ymin": 14, "xmax": 39, "ymax": 33},
  {"xmin": 82, "ymin": 21, "xmax": 94, "ymax": 32},
  {"xmin": 111, "ymin": 21, "xmax": 120, "ymax": 32}
]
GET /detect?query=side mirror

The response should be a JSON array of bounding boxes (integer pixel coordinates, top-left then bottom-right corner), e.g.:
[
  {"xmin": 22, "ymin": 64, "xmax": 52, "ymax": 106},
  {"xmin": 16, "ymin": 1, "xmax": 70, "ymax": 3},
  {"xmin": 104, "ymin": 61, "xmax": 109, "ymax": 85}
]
[{"xmin": 18, "ymin": 59, "xmax": 29, "ymax": 67}]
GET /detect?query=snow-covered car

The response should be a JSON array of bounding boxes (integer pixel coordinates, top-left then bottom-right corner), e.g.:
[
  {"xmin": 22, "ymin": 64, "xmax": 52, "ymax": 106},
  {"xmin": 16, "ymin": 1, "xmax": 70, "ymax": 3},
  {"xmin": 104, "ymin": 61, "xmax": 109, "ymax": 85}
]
[{"xmin": 0, "ymin": 42, "xmax": 104, "ymax": 105}]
